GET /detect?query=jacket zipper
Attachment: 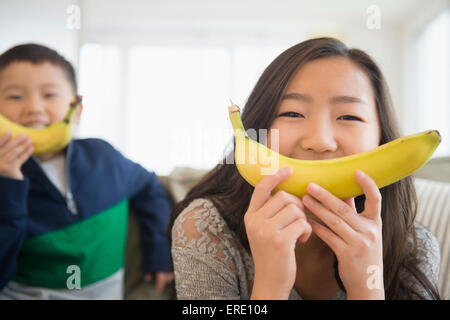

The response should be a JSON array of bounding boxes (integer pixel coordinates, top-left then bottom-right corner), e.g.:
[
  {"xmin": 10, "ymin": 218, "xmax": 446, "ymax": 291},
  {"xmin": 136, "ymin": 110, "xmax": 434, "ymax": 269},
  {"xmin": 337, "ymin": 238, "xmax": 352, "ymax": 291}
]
[{"xmin": 65, "ymin": 142, "xmax": 78, "ymax": 215}]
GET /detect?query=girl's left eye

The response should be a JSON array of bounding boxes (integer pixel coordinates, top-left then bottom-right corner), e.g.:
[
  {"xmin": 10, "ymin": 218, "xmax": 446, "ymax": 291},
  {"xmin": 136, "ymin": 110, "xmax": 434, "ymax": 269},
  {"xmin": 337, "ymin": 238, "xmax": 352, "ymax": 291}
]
[
  {"xmin": 44, "ymin": 93, "xmax": 57, "ymax": 98},
  {"xmin": 338, "ymin": 115, "xmax": 362, "ymax": 121},
  {"xmin": 279, "ymin": 112, "xmax": 304, "ymax": 118}
]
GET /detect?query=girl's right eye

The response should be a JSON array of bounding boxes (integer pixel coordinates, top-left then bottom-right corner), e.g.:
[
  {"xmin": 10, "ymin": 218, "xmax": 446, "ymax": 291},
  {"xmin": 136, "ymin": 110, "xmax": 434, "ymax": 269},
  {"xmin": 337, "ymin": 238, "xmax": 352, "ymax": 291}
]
[{"xmin": 279, "ymin": 111, "xmax": 304, "ymax": 118}]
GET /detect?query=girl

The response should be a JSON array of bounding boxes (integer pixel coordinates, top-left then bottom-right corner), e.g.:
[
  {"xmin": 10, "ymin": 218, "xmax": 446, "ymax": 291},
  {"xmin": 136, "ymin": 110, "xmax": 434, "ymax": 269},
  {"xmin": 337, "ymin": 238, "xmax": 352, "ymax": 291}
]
[{"xmin": 169, "ymin": 37, "xmax": 441, "ymax": 300}]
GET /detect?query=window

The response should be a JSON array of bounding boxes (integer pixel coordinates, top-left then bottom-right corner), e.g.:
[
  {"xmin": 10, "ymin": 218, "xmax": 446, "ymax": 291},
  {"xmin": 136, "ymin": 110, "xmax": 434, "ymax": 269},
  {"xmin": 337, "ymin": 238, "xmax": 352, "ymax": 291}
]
[
  {"xmin": 77, "ymin": 44, "xmax": 123, "ymax": 146},
  {"xmin": 415, "ymin": 9, "xmax": 450, "ymax": 157},
  {"xmin": 78, "ymin": 43, "xmax": 285, "ymax": 175}
]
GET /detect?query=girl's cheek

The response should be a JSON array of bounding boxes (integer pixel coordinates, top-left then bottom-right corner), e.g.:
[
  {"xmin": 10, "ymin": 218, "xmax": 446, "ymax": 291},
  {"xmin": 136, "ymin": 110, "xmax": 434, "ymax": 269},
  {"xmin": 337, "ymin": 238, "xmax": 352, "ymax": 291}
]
[
  {"xmin": 274, "ymin": 128, "xmax": 299, "ymax": 157},
  {"xmin": 338, "ymin": 130, "xmax": 377, "ymax": 155}
]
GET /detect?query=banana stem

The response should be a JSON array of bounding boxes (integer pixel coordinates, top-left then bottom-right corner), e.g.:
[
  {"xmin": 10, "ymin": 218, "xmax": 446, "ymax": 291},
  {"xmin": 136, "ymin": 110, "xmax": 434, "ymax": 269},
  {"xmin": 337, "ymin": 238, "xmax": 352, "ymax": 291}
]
[
  {"xmin": 228, "ymin": 103, "xmax": 247, "ymax": 136},
  {"xmin": 64, "ymin": 96, "xmax": 82, "ymax": 124}
]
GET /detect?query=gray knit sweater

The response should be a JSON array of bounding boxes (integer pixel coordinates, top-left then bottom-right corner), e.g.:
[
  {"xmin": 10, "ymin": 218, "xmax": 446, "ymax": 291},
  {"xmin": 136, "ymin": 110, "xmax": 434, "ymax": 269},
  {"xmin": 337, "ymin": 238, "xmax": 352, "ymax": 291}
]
[{"xmin": 171, "ymin": 198, "xmax": 440, "ymax": 300}]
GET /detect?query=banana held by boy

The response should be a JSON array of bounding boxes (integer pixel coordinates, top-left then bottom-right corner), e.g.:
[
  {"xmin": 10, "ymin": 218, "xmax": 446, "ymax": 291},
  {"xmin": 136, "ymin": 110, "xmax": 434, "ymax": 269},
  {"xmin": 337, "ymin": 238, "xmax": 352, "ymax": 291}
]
[
  {"xmin": 0, "ymin": 96, "xmax": 82, "ymax": 155},
  {"xmin": 228, "ymin": 103, "xmax": 441, "ymax": 199}
]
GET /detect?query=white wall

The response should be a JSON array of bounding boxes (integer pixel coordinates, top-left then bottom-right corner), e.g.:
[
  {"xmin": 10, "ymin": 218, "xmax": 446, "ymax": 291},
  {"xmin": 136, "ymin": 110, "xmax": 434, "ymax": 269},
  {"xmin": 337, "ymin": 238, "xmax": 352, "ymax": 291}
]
[
  {"xmin": 0, "ymin": 0, "xmax": 80, "ymax": 68},
  {"xmin": 1, "ymin": 0, "xmax": 447, "ymax": 174},
  {"xmin": 0, "ymin": 0, "xmax": 434, "ymax": 135},
  {"xmin": 1, "ymin": 0, "xmax": 442, "ymax": 132},
  {"xmin": 78, "ymin": 0, "xmax": 420, "ymax": 132}
]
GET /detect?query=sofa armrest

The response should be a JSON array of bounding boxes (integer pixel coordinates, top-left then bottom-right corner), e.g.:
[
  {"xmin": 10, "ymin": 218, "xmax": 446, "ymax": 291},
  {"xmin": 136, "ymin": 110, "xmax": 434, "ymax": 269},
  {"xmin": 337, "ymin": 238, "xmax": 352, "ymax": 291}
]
[
  {"xmin": 123, "ymin": 176, "xmax": 176, "ymax": 300},
  {"xmin": 414, "ymin": 177, "xmax": 450, "ymax": 299},
  {"xmin": 414, "ymin": 156, "xmax": 450, "ymax": 183}
]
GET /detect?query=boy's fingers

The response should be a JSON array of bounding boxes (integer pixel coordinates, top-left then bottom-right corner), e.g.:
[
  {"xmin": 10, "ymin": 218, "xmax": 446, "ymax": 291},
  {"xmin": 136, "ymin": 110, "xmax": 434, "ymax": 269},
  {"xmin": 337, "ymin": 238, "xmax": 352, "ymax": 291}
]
[
  {"xmin": 5, "ymin": 138, "xmax": 32, "ymax": 162},
  {"xmin": 248, "ymin": 166, "xmax": 293, "ymax": 213},
  {"xmin": 155, "ymin": 274, "xmax": 170, "ymax": 294},
  {"xmin": 0, "ymin": 134, "xmax": 28, "ymax": 157},
  {"xmin": 0, "ymin": 132, "xmax": 12, "ymax": 148},
  {"xmin": 16, "ymin": 144, "xmax": 34, "ymax": 164},
  {"xmin": 144, "ymin": 273, "xmax": 152, "ymax": 282},
  {"xmin": 0, "ymin": 136, "xmax": 17, "ymax": 158}
]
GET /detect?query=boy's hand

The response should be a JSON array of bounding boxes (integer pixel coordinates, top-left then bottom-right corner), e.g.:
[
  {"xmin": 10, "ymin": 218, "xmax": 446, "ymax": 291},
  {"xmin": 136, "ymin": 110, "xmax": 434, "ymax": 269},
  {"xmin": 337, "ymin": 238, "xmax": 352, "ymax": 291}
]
[
  {"xmin": 144, "ymin": 271, "xmax": 174, "ymax": 294},
  {"xmin": 0, "ymin": 132, "xmax": 34, "ymax": 180}
]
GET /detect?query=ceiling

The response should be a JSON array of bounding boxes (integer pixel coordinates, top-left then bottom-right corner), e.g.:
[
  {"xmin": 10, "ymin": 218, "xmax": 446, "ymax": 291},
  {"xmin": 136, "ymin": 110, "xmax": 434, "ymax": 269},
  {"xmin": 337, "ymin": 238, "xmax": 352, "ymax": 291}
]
[{"xmin": 81, "ymin": 0, "xmax": 435, "ymax": 26}]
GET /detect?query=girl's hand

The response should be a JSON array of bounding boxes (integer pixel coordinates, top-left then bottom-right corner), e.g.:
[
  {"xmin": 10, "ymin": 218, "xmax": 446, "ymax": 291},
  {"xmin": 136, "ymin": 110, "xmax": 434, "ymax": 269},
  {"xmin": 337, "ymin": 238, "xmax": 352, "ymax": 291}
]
[
  {"xmin": 246, "ymin": 166, "xmax": 312, "ymax": 300},
  {"xmin": 302, "ymin": 169, "xmax": 385, "ymax": 300},
  {"xmin": 0, "ymin": 132, "xmax": 34, "ymax": 180}
]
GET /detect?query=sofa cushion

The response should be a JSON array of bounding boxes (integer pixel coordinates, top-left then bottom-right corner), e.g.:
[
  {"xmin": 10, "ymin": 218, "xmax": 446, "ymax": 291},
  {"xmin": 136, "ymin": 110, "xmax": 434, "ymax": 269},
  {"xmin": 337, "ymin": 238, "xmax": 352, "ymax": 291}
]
[
  {"xmin": 414, "ymin": 178, "xmax": 450, "ymax": 299},
  {"xmin": 166, "ymin": 166, "xmax": 209, "ymax": 203}
]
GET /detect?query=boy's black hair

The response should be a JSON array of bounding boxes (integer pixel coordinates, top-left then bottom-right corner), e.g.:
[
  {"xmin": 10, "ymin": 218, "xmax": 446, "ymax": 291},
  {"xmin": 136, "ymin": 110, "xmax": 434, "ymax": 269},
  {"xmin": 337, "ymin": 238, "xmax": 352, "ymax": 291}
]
[{"xmin": 0, "ymin": 43, "xmax": 77, "ymax": 93}]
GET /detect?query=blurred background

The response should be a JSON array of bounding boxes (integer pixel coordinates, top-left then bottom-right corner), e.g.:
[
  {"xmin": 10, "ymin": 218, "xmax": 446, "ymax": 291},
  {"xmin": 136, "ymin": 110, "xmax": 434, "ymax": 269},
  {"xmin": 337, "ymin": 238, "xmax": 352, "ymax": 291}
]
[{"xmin": 0, "ymin": 0, "xmax": 449, "ymax": 176}]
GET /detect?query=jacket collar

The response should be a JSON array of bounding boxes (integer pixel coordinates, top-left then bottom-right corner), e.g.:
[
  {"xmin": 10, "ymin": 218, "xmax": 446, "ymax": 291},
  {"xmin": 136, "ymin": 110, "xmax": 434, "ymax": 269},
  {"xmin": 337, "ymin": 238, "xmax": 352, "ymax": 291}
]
[{"xmin": 21, "ymin": 140, "xmax": 74, "ymax": 190}]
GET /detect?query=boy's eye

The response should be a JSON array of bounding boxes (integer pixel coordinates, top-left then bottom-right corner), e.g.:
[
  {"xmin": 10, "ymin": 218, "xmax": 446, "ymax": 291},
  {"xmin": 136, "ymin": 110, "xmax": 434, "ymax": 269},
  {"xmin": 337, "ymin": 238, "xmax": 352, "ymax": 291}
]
[
  {"xmin": 7, "ymin": 95, "xmax": 22, "ymax": 100},
  {"xmin": 338, "ymin": 115, "xmax": 362, "ymax": 121},
  {"xmin": 44, "ymin": 93, "xmax": 57, "ymax": 98},
  {"xmin": 279, "ymin": 112, "xmax": 304, "ymax": 118}
]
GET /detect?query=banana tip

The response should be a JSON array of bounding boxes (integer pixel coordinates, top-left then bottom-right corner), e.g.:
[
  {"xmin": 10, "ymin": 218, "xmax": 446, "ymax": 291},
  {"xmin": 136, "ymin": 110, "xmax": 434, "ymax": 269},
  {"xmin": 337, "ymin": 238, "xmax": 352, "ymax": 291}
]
[
  {"xmin": 71, "ymin": 95, "xmax": 83, "ymax": 107},
  {"xmin": 434, "ymin": 130, "xmax": 441, "ymax": 140},
  {"xmin": 228, "ymin": 104, "xmax": 240, "ymax": 114},
  {"xmin": 426, "ymin": 130, "xmax": 441, "ymax": 143}
]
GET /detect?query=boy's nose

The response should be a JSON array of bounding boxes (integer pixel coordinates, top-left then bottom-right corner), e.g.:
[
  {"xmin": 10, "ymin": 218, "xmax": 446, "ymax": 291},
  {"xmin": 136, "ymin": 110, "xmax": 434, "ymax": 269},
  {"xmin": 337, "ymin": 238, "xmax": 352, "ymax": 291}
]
[{"xmin": 23, "ymin": 97, "xmax": 46, "ymax": 115}]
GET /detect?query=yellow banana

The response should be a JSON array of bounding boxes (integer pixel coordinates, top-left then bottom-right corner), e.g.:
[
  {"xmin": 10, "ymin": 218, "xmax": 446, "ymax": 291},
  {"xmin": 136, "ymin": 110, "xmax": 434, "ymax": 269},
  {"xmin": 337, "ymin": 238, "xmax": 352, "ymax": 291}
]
[
  {"xmin": 0, "ymin": 96, "xmax": 82, "ymax": 155},
  {"xmin": 228, "ymin": 103, "xmax": 441, "ymax": 199}
]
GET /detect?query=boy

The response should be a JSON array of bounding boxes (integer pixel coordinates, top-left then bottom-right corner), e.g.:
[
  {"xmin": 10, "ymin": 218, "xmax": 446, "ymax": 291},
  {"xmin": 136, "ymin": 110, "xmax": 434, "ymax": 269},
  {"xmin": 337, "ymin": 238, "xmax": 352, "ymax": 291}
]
[{"xmin": 0, "ymin": 43, "xmax": 173, "ymax": 299}]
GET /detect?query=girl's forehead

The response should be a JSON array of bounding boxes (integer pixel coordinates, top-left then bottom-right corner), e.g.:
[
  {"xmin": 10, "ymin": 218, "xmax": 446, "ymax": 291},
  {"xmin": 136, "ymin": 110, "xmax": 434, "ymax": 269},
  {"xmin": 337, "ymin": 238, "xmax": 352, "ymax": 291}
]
[{"xmin": 286, "ymin": 57, "xmax": 374, "ymax": 100}]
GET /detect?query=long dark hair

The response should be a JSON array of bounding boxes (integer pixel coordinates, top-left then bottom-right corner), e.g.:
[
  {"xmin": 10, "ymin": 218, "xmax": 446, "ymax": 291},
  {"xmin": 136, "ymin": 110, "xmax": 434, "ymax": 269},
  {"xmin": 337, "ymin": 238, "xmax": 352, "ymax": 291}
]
[{"xmin": 169, "ymin": 37, "xmax": 440, "ymax": 300}]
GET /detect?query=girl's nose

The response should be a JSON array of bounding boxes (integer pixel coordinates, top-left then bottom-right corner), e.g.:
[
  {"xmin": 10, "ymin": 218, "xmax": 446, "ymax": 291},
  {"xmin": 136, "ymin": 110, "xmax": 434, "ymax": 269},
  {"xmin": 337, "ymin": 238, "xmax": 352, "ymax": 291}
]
[{"xmin": 300, "ymin": 119, "xmax": 338, "ymax": 154}]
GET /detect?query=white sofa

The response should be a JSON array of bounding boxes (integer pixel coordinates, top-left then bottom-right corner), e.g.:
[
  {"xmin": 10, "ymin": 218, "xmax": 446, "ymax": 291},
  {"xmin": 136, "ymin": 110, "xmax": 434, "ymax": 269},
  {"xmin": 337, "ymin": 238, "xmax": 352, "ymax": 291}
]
[{"xmin": 414, "ymin": 156, "xmax": 450, "ymax": 299}]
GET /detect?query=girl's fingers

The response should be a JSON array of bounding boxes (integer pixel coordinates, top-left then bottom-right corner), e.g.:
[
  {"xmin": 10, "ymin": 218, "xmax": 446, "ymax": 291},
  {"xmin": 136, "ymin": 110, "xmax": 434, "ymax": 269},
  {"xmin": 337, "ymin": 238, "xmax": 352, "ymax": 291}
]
[
  {"xmin": 260, "ymin": 189, "xmax": 304, "ymax": 219},
  {"xmin": 355, "ymin": 170, "xmax": 382, "ymax": 221},
  {"xmin": 282, "ymin": 217, "xmax": 312, "ymax": 244},
  {"xmin": 248, "ymin": 166, "xmax": 293, "ymax": 213},
  {"xmin": 303, "ymin": 195, "xmax": 359, "ymax": 246},
  {"xmin": 304, "ymin": 182, "xmax": 362, "ymax": 231},
  {"xmin": 343, "ymin": 197, "xmax": 356, "ymax": 211},
  {"xmin": 309, "ymin": 218, "xmax": 345, "ymax": 254},
  {"xmin": 270, "ymin": 202, "xmax": 307, "ymax": 229}
]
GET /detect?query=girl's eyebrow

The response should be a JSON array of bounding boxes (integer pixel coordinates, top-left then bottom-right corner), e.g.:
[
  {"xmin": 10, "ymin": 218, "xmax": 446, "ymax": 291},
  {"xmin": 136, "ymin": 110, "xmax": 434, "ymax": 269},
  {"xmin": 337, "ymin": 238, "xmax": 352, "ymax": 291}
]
[
  {"xmin": 331, "ymin": 95, "xmax": 367, "ymax": 105},
  {"xmin": 281, "ymin": 92, "xmax": 312, "ymax": 103},
  {"xmin": 281, "ymin": 92, "xmax": 367, "ymax": 105}
]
